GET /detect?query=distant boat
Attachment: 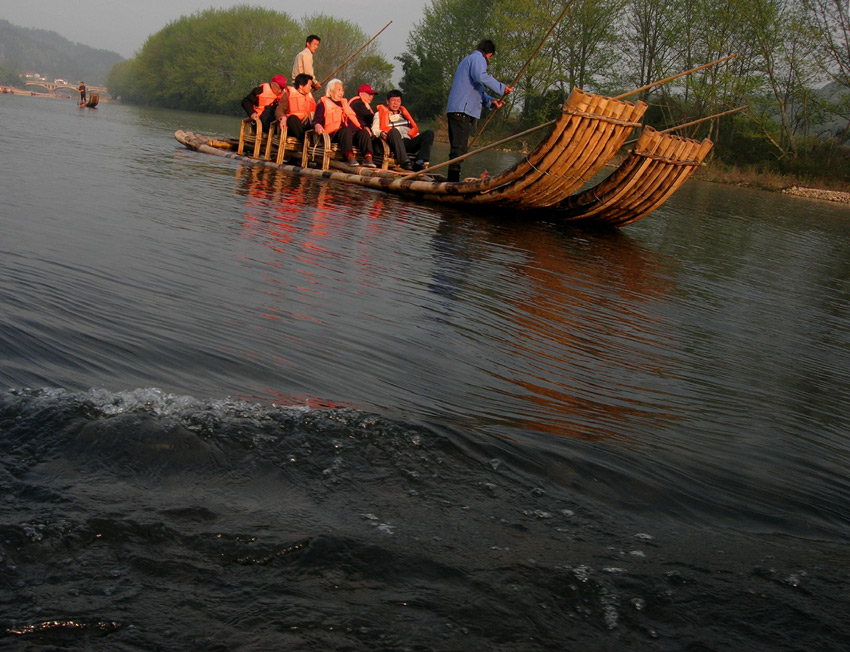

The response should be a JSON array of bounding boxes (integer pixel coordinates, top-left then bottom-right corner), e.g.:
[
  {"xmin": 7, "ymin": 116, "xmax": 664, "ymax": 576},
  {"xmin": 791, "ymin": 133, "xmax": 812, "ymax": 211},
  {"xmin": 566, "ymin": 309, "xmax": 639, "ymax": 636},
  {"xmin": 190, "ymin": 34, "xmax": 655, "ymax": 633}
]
[
  {"xmin": 84, "ymin": 93, "xmax": 99, "ymax": 108},
  {"xmin": 175, "ymin": 88, "xmax": 712, "ymax": 227}
]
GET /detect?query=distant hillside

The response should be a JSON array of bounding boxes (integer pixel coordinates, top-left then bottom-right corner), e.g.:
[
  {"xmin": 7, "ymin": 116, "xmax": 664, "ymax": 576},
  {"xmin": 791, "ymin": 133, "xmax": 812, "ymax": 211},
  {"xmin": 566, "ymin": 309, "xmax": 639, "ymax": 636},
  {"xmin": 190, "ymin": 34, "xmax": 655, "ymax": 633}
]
[{"xmin": 0, "ymin": 19, "xmax": 123, "ymax": 85}]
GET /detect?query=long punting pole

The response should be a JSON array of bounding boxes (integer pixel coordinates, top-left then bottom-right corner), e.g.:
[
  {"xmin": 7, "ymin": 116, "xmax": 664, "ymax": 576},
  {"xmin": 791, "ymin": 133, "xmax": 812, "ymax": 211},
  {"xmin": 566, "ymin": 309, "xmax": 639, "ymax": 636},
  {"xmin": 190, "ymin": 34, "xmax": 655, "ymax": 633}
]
[
  {"xmin": 468, "ymin": 0, "xmax": 578, "ymax": 148},
  {"xmin": 320, "ymin": 21, "xmax": 393, "ymax": 85},
  {"xmin": 612, "ymin": 53, "xmax": 738, "ymax": 100},
  {"xmin": 403, "ymin": 121, "xmax": 556, "ymax": 179},
  {"xmin": 623, "ymin": 105, "xmax": 749, "ymax": 145},
  {"xmin": 409, "ymin": 54, "xmax": 738, "ymax": 180}
]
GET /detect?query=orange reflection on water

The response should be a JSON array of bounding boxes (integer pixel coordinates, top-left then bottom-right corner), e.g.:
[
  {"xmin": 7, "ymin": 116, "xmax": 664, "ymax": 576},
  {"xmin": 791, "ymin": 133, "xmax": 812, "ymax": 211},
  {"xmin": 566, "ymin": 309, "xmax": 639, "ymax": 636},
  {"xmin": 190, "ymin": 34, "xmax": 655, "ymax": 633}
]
[
  {"xmin": 461, "ymin": 220, "xmax": 676, "ymax": 442},
  {"xmin": 230, "ymin": 165, "xmax": 416, "ymax": 395}
]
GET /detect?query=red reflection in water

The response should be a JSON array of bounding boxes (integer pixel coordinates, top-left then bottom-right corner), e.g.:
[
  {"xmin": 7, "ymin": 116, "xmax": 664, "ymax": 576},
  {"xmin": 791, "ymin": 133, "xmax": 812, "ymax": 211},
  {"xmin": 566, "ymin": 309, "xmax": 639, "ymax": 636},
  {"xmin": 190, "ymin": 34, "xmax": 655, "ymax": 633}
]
[
  {"xmin": 229, "ymin": 165, "xmax": 415, "ymax": 405},
  {"xmin": 443, "ymin": 219, "xmax": 676, "ymax": 442}
]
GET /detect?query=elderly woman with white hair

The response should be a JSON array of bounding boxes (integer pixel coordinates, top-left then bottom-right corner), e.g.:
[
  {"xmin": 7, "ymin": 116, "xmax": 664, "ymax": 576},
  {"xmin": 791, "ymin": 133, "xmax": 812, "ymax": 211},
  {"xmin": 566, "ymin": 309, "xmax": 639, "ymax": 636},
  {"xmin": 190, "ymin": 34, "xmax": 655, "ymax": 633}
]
[{"xmin": 312, "ymin": 78, "xmax": 376, "ymax": 167}]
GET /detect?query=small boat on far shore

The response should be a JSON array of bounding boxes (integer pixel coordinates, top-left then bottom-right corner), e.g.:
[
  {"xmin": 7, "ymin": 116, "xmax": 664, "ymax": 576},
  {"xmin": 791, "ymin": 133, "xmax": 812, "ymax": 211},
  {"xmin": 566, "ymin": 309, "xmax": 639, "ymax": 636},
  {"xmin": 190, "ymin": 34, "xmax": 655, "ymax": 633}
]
[{"xmin": 175, "ymin": 87, "xmax": 712, "ymax": 228}]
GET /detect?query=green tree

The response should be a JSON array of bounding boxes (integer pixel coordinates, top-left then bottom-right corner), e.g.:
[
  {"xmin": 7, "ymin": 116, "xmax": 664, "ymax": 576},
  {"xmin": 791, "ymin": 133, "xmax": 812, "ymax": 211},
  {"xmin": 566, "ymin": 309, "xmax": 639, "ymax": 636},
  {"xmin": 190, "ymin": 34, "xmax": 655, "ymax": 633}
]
[
  {"xmin": 399, "ymin": 0, "xmax": 497, "ymax": 119},
  {"xmin": 104, "ymin": 59, "xmax": 136, "ymax": 102},
  {"xmin": 643, "ymin": 0, "xmax": 756, "ymax": 145},
  {"xmin": 105, "ymin": 7, "xmax": 391, "ymax": 115},
  {"xmin": 618, "ymin": 0, "xmax": 679, "ymax": 96},
  {"xmin": 401, "ymin": 0, "xmax": 622, "ymax": 125},
  {"xmin": 804, "ymin": 0, "xmax": 850, "ymax": 142},
  {"xmin": 741, "ymin": 0, "xmax": 822, "ymax": 159},
  {"xmin": 504, "ymin": 0, "xmax": 624, "ymax": 125},
  {"xmin": 397, "ymin": 48, "xmax": 446, "ymax": 119},
  {"xmin": 551, "ymin": 0, "xmax": 623, "ymax": 94},
  {"xmin": 126, "ymin": 6, "xmax": 300, "ymax": 113}
]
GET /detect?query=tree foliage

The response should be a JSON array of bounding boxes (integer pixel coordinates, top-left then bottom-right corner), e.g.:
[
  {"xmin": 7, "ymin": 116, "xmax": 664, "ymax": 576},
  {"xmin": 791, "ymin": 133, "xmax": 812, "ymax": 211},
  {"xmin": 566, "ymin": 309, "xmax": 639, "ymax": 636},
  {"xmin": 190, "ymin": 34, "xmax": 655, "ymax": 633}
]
[
  {"xmin": 399, "ymin": 0, "xmax": 498, "ymax": 119},
  {"xmin": 107, "ymin": 7, "xmax": 392, "ymax": 114},
  {"xmin": 397, "ymin": 48, "xmax": 447, "ymax": 119},
  {"xmin": 398, "ymin": 0, "xmax": 850, "ymax": 173},
  {"xmin": 804, "ymin": 0, "xmax": 850, "ymax": 142}
]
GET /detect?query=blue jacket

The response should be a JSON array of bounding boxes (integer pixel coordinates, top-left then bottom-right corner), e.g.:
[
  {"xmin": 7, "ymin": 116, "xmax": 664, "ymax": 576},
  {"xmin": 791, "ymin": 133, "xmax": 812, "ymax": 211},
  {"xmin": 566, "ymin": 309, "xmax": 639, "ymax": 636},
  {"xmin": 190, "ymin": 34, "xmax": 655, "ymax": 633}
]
[{"xmin": 446, "ymin": 50, "xmax": 505, "ymax": 119}]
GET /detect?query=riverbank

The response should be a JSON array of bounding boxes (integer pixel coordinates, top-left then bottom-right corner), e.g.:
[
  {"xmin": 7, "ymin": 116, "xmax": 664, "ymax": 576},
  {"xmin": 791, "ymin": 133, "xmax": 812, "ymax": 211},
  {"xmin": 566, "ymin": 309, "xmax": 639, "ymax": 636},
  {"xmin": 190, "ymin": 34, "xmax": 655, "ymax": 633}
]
[{"xmin": 693, "ymin": 164, "xmax": 850, "ymax": 204}]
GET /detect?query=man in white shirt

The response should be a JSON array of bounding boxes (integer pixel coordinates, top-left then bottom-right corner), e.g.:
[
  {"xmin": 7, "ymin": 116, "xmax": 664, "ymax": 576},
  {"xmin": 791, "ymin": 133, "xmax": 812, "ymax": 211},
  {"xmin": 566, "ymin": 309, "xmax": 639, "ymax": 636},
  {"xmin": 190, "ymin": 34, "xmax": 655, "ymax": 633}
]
[{"xmin": 292, "ymin": 35, "xmax": 321, "ymax": 91}]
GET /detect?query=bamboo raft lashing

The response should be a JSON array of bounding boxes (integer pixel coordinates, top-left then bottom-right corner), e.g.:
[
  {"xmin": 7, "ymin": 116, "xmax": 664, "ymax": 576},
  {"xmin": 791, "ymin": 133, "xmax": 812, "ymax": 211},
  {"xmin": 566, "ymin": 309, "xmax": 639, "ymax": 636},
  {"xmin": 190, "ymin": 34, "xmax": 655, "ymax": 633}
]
[{"xmin": 174, "ymin": 87, "xmax": 713, "ymax": 228}]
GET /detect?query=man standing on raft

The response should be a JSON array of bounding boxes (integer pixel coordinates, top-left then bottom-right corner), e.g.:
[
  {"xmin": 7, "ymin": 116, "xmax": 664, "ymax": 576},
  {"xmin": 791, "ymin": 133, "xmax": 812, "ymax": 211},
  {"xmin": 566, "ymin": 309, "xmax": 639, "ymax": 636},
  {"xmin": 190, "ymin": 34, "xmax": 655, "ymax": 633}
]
[
  {"xmin": 445, "ymin": 40, "xmax": 512, "ymax": 182},
  {"xmin": 292, "ymin": 35, "xmax": 322, "ymax": 91}
]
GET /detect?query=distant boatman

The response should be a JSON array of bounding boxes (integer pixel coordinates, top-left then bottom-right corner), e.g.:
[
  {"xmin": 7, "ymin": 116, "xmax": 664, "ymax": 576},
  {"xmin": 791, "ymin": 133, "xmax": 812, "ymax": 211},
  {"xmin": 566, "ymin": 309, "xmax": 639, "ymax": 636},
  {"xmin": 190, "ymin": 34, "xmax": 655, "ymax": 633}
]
[
  {"xmin": 78, "ymin": 81, "xmax": 87, "ymax": 105},
  {"xmin": 292, "ymin": 35, "xmax": 322, "ymax": 91},
  {"xmin": 445, "ymin": 39, "xmax": 512, "ymax": 182}
]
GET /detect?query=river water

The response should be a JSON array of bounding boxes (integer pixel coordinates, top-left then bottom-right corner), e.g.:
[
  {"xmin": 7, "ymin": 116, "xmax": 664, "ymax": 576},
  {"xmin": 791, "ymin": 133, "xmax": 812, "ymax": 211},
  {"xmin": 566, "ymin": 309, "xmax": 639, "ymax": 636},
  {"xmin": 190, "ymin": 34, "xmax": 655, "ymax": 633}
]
[{"xmin": 2, "ymin": 94, "xmax": 850, "ymax": 651}]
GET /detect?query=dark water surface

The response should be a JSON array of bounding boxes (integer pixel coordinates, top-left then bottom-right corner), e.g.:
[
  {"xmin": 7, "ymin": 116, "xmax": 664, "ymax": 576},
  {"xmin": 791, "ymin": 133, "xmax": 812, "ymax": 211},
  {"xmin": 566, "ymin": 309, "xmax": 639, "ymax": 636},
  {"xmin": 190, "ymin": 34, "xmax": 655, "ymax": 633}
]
[{"xmin": 2, "ymin": 95, "xmax": 850, "ymax": 650}]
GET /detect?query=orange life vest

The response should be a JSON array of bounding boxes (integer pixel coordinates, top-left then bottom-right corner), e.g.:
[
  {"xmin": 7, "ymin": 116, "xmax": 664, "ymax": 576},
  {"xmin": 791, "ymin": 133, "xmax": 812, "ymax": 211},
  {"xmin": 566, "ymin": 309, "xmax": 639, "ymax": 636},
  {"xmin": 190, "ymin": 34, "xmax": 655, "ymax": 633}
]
[
  {"xmin": 253, "ymin": 82, "xmax": 282, "ymax": 115},
  {"xmin": 287, "ymin": 87, "xmax": 317, "ymax": 120},
  {"xmin": 318, "ymin": 96, "xmax": 361, "ymax": 134},
  {"xmin": 376, "ymin": 104, "xmax": 420, "ymax": 139}
]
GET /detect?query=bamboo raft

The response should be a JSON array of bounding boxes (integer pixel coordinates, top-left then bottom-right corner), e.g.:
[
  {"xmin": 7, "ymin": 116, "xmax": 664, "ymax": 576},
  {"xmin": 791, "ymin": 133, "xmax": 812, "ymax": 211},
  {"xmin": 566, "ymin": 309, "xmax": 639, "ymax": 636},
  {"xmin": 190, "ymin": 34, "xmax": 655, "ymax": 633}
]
[{"xmin": 175, "ymin": 87, "xmax": 712, "ymax": 227}]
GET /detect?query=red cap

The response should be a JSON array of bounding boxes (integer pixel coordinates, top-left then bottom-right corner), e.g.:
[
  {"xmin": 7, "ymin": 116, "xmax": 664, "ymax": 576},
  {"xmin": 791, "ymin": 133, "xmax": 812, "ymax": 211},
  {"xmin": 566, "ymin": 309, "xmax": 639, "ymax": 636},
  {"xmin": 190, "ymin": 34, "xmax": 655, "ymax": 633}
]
[
  {"xmin": 358, "ymin": 84, "xmax": 377, "ymax": 95},
  {"xmin": 271, "ymin": 74, "xmax": 287, "ymax": 87}
]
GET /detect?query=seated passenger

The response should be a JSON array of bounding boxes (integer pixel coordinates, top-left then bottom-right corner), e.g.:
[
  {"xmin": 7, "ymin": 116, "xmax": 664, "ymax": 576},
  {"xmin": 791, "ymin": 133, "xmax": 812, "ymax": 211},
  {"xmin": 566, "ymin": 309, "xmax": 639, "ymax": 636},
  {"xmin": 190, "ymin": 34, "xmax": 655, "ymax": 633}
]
[
  {"xmin": 349, "ymin": 83, "xmax": 380, "ymax": 157},
  {"xmin": 312, "ymin": 78, "xmax": 376, "ymax": 168},
  {"xmin": 241, "ymin": 74, "xmax": 288, "ymax": 131},
  {"xmin": 275, "ymin": 73, "xmax": 317, "ymax": 141},
  {"xmin": 373, "ymin": 90, "xmax": 435, "ymax": 171}
]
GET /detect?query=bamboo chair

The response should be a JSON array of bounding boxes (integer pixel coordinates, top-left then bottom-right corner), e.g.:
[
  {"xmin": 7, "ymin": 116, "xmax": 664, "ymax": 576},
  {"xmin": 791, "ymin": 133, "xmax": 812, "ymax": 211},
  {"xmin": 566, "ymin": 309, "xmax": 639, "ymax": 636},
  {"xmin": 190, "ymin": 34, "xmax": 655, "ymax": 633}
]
[
  {"xmin": 261, "ymin": 121, "xmax": 303, "ymax": 165},
  {"xmin": 237, "ymin": 117, "xmax": 264, "ymax": 158}
]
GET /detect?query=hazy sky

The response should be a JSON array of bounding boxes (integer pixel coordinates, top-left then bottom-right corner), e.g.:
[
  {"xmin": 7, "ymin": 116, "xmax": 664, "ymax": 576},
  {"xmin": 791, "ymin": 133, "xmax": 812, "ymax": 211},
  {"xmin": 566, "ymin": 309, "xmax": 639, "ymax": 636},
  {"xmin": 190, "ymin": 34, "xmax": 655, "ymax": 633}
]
[{"xmin": 2, "ymin": 0, "xmax": 428, "ymax": 65}]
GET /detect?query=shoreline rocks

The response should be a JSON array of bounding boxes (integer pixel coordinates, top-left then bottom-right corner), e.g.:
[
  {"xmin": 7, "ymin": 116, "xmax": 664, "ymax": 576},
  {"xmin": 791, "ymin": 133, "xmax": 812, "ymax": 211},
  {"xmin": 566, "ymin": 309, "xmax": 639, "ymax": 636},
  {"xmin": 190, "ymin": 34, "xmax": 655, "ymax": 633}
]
[{"xmin": 782, "ymin": 186, "xmax": 850, "ymax": 204}]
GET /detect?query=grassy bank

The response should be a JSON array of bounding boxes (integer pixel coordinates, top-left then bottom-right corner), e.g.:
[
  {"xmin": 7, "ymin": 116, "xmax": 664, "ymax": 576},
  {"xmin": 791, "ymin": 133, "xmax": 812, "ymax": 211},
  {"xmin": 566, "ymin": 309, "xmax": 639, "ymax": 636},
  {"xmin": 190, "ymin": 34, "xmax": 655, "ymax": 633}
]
[{"xmin": 694, "ymin": 161, "xmax": 850, "ymax": 194}]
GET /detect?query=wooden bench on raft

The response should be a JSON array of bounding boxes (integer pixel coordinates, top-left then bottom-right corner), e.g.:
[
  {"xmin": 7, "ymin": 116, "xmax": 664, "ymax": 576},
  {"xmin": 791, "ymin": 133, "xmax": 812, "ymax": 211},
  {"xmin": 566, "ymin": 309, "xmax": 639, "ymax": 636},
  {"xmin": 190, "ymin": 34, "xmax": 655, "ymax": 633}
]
[{"xmin": 238, "ymin": 118, "xmax": 397, "ymax": 170}]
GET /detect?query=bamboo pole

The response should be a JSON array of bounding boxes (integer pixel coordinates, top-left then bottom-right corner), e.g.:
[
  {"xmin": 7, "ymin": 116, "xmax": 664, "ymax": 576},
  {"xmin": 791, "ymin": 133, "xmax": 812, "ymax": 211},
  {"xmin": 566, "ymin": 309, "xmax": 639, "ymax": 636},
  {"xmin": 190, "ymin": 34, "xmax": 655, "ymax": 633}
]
[
  {"xmin": 623, "ymin": 105, "xmax": 749, "ymax": 145},
  {"xmin": 402, "ymin": 121, "xmax": 557, "ymax": 179},
  {"xmin": 319, "ymin": 21, "xmax": 393, "ymax": 86},
  {"xmin": 469, "ymin": 0, "xmax": 578, "ymax": 148},
  {"xmin": 612, "ymin": 54, "xmax": 738, "ymax": 101}
]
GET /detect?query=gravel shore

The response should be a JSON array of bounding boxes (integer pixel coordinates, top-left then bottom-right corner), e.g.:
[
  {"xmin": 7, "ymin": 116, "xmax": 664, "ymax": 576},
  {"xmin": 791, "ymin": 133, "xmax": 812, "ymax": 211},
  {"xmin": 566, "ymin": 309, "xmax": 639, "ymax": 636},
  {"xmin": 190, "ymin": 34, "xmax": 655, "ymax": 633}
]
[{"xmin": 782, "ymin": 186, "xmax": 850, "ymax": 204}]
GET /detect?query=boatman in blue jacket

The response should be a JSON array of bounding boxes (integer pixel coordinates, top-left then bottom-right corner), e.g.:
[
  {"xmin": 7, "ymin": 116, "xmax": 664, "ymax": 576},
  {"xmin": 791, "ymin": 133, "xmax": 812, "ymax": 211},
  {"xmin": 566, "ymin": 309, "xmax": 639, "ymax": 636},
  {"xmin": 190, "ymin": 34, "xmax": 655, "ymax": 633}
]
[{"xmin": 445, "ymin": 40, "xmax": 513, "ymax": 182}]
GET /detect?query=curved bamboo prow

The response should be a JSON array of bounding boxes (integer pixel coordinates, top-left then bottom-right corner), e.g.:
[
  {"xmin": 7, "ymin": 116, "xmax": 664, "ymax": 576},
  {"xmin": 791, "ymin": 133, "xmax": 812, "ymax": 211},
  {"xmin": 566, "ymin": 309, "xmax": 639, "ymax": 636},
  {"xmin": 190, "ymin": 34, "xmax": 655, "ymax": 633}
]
[{"xmin": 554, "ymin": 126, "xmax": 713, "ymax": 226}]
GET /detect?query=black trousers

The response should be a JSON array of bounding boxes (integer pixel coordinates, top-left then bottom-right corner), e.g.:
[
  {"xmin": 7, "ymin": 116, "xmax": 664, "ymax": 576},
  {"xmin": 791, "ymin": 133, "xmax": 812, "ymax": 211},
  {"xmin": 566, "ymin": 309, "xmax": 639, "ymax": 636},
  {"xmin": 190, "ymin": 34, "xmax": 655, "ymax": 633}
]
[
  {"xmin": 286, "ymin": 115, "xmax": 309, "ymax": 140},
  {"xmin": 329, "ymin": 125, "xmax": 374, "ymax": 157},
  {"xmin": 258, "ymin": 104, "xmax": 277, "ymax": 130},
  {"xmin": 386, "ymin": 129, "xmax": 435, "ymax": 165},
  {"xmin": 447, "ymin": 112, "xmax": 475, "ymax": 182}
]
